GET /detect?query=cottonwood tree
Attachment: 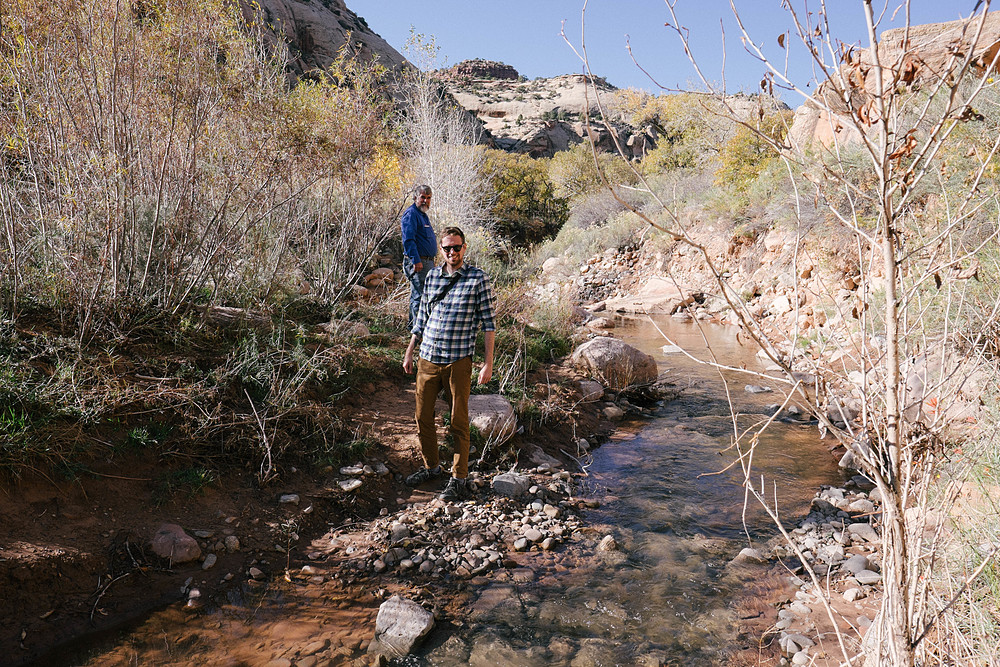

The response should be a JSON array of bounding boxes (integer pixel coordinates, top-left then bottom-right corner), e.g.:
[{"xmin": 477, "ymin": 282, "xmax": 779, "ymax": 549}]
[
  {"xmin": 399, "ymin": 33, "xmax": 492, "ymax": 241},
  {"xmin": 576, "ymin": 1, "xmax": 1000, "ymax": 664}
]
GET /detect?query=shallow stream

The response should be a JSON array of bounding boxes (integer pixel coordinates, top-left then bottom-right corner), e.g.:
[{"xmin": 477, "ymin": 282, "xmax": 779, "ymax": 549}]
[
  {"xmin": 419, "ymin": 316, "xmax": 844, "ymax": 665},
  {"xmin": 61, "ymin": 316, "xmax": 843, "ymax": 666}
]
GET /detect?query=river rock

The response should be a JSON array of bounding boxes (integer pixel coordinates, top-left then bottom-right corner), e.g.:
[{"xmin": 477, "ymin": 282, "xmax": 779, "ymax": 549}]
[
  {"xmin": 523, "ymin": 527, "xmax": 543, "ymax": 543},
  {"xmin": 339, "ymin": 478, "xmax": 363, "ymax": 492},
  {"xmin": 848, "ymin": 498, "xmax": 876, "ymax": 514},
  {"xmin": 151, "ymin": 523, "xmax": 202, "ymax": 564},
  {"xmin": 369, "ymin": 596, "xmax": 434, "ymax": 659},
  {"xmin": 201, "ymin": 553, "xmax": 217, "ymax": 570},
  {"xmin": 578, "ymin": 379, "xmax": 605, "ymax": 402},
  {"xmin": 389, "ymin": 523, "xmax": 411, "ymax": 544},
  {"xmin": 855, "ymin": 569, "xmax": 882, "ymax": 585},
  {"xmin": 597, "ymin": 535, "xmax": 618, "ymax": 552},
  {"xmin": 469, "ymin": 394, "xmax": 518, "ymax": 443},
  {"xmin": 570, "ymin": 337, "xmax": 658, "ymax": 389},
  {"xmin": 603, "ymin": 405, "xmax": 625, "ymax": 420},
  {"xmin": 492, "ymin": 472, "xmax": 531, "ymax": 498},
  {"xmin": 731, "ymin": 547, "xmax": 768, "ymax": 565},
  {"xmin": 842, "ymin": 554, "xmax": 870, "ymax": 574},
  {"xmin": 846, "ymin": 522, "xmax": 880, "ymax": 543},
  {"xmin": 844, "ymin": 587, "xmax": 863, "ymax": 602}
]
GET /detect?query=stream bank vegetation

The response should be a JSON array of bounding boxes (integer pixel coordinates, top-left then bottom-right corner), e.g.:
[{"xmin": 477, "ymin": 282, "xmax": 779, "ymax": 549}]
[
  {"xmin": 0, "ymin": 1, "xmax": 574, "ymax": 490},
  {"xmin": 569, "ymin": 1, "xmax": 1000, "ymax": 665}
]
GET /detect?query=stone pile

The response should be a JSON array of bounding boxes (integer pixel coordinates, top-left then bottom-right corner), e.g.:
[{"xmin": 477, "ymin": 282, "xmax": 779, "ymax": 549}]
[
  {"xmin": 576, "ymin": 245, "xmax": 643, "ymax": 302},
  {"xmin": 764, "ymin": 477, "xmax": 884, "ymax": 664},
  {"xmin": 333, "ymin": 467, "xmax": 585, "ymax": 580}
]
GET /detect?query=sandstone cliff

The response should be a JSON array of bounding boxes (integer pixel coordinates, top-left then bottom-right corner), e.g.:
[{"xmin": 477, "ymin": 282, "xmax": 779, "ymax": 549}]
[
  {"xmin": 248, "ymin": 0, "xmax": 407, "ymax": 78},
  {"xmin": 442, "ymin": 62, "xmax": 649, "ymax": 158},
  {"xmin": 790, "ymin": 12, "xmax": 1000, "ymax": 150}
]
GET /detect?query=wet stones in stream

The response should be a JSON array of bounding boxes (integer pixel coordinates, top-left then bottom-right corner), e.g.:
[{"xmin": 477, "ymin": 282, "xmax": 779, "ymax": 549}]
[
  {"xmin": 751, "ymin": 477, "xmax": 884, "ymax": 664},
  {"xmin": 328, "ymin": 468, "xmax": 586, "ymax": 581}
]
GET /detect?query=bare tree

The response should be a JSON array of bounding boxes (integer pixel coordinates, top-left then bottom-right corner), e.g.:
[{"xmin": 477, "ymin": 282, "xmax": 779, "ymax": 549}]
[
  {"xmin": 574, "ymin": 1, "xmax": 1000, "ymax": 664},
  {"xmin": 398, "ymin": 33, "xmax": 493, "ymax": 243}
]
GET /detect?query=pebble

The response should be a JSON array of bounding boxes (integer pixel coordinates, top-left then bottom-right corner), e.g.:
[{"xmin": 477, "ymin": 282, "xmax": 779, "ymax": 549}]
[
  {"xmin": 338, "ymin": 479, "xmax": 363, "ymax": 492},
  {"xmin": 202, "ymin": 554, "xmax": 217, "ymax": 570},
  {"xmin": 278, "ymin": 494, "xmax": 300, "ymax": 505},
  {"xmin": 224, "ymin": 536, "xmax": 240, "ymax": 552}
]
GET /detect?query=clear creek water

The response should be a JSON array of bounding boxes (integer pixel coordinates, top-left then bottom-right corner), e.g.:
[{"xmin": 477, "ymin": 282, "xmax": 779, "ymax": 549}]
[{"xmin": 64, "ymin": 316, "xmax": 843, "ymax": 666}]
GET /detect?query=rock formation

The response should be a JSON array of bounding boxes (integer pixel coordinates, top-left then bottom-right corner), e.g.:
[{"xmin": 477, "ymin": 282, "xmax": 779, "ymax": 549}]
[
  {"xmin": 443, "ymin": 66, "xmax": 646, "ymax": 158},
  {"xmin": 789, "ymin": 12, "xmax": 1000, "ymax": 150},
  {"xmin": 246, "ymin": 0, "xmax": 407, "ymax": 78},
  {"xmin": 439, "ymin": 58, "xmax": 520, "ymax": 81}
]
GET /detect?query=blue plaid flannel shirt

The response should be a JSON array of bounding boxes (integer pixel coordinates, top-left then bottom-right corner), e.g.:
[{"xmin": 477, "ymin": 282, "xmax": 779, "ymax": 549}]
[{"xmin": 412, "ymin": 264, "xmax": 496, "ymax": 364}]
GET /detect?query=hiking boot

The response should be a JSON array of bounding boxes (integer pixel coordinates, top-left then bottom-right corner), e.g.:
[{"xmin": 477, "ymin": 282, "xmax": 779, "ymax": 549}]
[
  {"xmin": 405, "ymin": 465, "xmax": 442, "ymax": 486},
  {"xmin": 438, "ymin": 476, "xmax": 473, "ymax": 502}
]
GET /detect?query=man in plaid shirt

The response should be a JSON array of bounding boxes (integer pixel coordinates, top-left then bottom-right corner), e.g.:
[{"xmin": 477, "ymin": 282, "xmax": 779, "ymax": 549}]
[{"xmin": 402, "ymin": 226, "xmax": 496, "ymax": 502}]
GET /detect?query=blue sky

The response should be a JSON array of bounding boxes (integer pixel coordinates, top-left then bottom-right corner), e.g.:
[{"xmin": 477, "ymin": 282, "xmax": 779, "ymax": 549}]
[{"xmin": 349, "ymin": 1, "xmax": 984, "ymax": 103}]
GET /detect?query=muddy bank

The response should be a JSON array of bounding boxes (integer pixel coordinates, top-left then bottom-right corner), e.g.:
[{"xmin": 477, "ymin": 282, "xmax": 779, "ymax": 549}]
[{"xmin": 1, "ymin": 358, "xmax": 621, "ymax": 666}]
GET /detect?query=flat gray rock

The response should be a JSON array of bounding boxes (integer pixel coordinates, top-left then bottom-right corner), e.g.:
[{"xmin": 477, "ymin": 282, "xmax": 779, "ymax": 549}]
[
  {"xmin": 369, "ymin": 595, "xmax": 434, "ymax": 659},
  {"xmin": 855, "ymin": 569, "xmax": 882, "ymax": 585},
  {"xmin": 492, "ymin": 472, "xmax": 531, "ymax": 498},
  {"xmin": 842, "ymin": 554, "xmax": 870, "ymax": 574},
  {"xmin": 846, "ymin": 522, "xmax": 880, "ymax": 543}
]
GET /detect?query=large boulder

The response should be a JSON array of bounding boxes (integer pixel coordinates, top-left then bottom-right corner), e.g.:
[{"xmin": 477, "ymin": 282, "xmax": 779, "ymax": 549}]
[
  {"xmin": 469, "ymin": 394, "xmax": 518, "ymax": 443},
  {"xmin": 368, "ymin": 596, "xmax": 435, "ymax": 659},
  {"xmin": 603, "ymin": 276, "xmax": 689, "ymax": 314},
  {"xmin": 151, "ymin": 523, "xmax": 201, "ymax": 564},
  {"xmin": 570, "ymin": 337, "xmax": 657, "ymax": 389}
]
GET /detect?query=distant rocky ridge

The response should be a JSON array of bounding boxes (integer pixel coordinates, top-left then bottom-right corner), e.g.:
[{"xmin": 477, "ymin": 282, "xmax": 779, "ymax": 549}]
[
  {"xmin": 440, "ymin": 61, "xmax": 653, "ymax": 159},
  {"xmin": 439, "ymin": 59, "xmax": 521, "ymax": 82}
]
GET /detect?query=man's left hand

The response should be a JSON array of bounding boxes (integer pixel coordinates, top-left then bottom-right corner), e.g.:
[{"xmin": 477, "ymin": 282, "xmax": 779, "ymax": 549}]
[{"xmin": 477, "ymin": 363, "xmax": 493, "ymax": 385}]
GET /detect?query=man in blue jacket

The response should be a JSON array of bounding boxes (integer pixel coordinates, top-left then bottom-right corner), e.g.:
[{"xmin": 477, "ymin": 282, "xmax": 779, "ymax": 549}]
[{"xmin": 401, "ymin": 185, "xmax": 437, "ymax": 329}]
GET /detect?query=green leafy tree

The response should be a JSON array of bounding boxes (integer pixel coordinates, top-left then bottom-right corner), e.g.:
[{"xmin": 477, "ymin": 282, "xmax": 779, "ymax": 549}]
[{"xmin": 483, "ymin": 150, "xmax": 568, "ymax": 246}]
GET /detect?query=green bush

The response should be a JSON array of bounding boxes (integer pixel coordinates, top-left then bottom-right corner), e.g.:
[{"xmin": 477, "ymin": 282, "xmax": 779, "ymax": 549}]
[
  {"xmin": 548, "ymin": 142, "xmax": 638, "ymax": 199},
  {"xmin": 483, "ymin": 149, "xmax": 569, "ymax": 246}
]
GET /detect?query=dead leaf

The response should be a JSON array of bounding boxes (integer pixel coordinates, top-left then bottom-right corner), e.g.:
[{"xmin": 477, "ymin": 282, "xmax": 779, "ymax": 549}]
[
  {"xmin": 934, "ymin": 273, "xmax": 942, "ymax": 289},
  {"xmin": 778, "ymin": 34, "xmax": 786, "ymax": 48},
  {"xmin": 887, "ymin": 131, "xmax": 917, "ymax": 162}
]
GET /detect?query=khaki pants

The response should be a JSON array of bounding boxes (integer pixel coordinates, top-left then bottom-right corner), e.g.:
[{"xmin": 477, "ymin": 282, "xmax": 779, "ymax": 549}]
[{"xmin": 415, "ymin": 356, "xmax": 472, "ymax": 479}]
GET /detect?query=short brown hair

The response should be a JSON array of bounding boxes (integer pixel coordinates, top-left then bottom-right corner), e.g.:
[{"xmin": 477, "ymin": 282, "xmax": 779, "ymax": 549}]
[{"xmin": 440, "ymin": 226, "xmax": 465, "ymax": 243}]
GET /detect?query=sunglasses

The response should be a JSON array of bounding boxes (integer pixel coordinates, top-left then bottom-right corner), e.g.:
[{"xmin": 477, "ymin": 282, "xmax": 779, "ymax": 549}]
[{"xmin": 441, "ymin": 244, "xmax": 464, "ymax": 254}]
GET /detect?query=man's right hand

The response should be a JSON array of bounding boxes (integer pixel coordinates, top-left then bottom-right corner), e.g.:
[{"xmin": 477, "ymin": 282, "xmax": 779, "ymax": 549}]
[
  {"xmin": 403, "ymin": 349, "xmax": 414, "ymax": 374},
  {"xmin": 413, "ymin": 261, "xmax": 423, "ymax": 272}
]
